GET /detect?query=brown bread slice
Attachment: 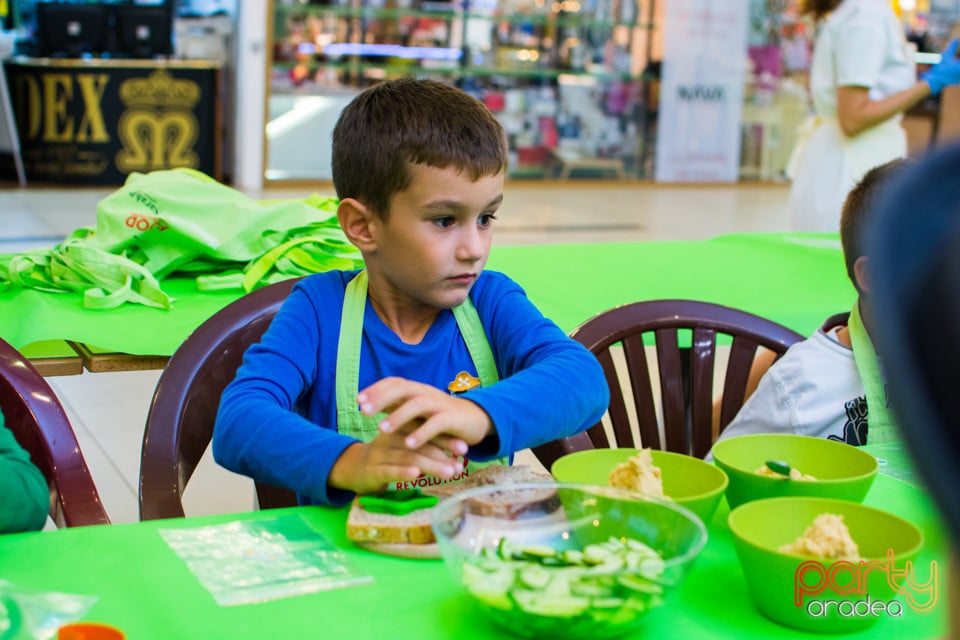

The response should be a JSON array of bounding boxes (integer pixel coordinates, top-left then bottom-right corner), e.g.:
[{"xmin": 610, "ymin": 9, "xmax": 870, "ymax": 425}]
[{"xmin": 346, "ymin": 464, "xmax": 555, "ymax": 545}]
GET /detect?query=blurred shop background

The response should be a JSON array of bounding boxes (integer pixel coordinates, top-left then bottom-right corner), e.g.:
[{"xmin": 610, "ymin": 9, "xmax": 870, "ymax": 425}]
[{"xmin": 1, "ymin": 0, "xmax": 959, "ymax": 190}]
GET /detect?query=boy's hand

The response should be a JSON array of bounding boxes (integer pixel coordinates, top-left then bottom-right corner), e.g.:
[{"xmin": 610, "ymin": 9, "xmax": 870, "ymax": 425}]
[
  {"xmin": 328, "ymin": 429, "xmax": 465, "ymax": 495},
  {"xmin": 358, "ymin": 377, "xmax": 495, "ymax": 450}
]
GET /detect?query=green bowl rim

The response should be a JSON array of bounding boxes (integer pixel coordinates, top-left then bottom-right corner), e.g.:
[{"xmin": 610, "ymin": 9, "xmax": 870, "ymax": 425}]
[
  {"xmin": 711, "ymin": 434, "xmax": 879, "ymax": 485},
  {"xmin": 727, "ymin": 495, "xmax": 925, "ymax": 560},
  {"xmin": 431, "ymin": 481, "xmax": 710, "ymax": 571},
  {"xmin": 550, "ymin": 448, "xmax": 730, "ymax": 502}
]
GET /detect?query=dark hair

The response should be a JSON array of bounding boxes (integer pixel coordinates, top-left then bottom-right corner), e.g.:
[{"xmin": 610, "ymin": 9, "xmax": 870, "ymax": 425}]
[
  {"xmin": 331, "ymin": 78, "xmax": 509, "ymax": 219},
  {"xmin": 800, "ymin": 0, "xmax": 842, "ymax": 21},
  {"xmin": 839, "ymin": 158, "xmax": 911, "ymax": 289}
]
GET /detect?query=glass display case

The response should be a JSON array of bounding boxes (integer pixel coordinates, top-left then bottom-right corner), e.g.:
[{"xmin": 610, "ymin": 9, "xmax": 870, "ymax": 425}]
[{"xmin": 266, "ymin": 0, "xmax": 660, "ymax": 181}]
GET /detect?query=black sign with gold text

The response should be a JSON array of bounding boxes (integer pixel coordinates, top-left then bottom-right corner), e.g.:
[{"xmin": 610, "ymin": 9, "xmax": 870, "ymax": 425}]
[{"xmin": 3, "ymin": 59, "xmax": 221, "ymax": 185}]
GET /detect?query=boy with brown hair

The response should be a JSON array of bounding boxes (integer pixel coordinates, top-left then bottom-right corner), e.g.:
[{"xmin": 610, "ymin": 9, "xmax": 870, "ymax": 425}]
[
  {"xmin": 714, "ymin": 158, "xmax": 909, "ymax": 446},
  {"xmin": 213, "ymin": 79, "xmax": 608, "ymax": 504}
]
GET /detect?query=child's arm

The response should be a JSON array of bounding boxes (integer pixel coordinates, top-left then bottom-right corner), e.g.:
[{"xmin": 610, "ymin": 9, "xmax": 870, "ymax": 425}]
[
  {"xmin": 328, "ymin": 422, "xmax": 468, "ymax": 495},
  {"xmin": 358, "ymin": 377, "xmax": 491, "ymax": 449},
  {"xmin": 213, "ymin": 279, "xmax": 364, "ymax": 506},
  {"xmin": 213, "ymin": 275, "xmax": 473, "ymax": 503},
  {"xmin": 457, "ymin": 273, "xmax": 610, "ymax": 457},
  {"xmin": 359, "ymin": 273, "xmax": 609, "ymax": 459}
]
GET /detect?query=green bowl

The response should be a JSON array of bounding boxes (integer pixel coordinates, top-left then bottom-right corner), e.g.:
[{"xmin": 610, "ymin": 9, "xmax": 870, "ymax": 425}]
[
  {"xmin": 550, "ymin": 448, "xmax": 729, "ymax": 526},
  {"xmin": 728, "ymin": 497, "xmax": 924, "ymax": 633},
  {"xmin": 711, "ymin": 434, "xmax": 878, "ymax": 509}
]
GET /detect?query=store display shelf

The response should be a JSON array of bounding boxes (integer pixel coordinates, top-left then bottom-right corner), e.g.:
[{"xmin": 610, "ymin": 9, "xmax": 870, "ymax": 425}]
[
  {"xmin": 267, "ymin": 0, "xmax": 656, "ymax": 182},
  {"xmin": 274, "ymin": 3, "xmax": 652, "ymax": 29},
  {"xmin": 273, "ymin": 59, "xmax": 646, "ymax": 82},
  {"xmin": 276, "ymin": 5, "xmax": 459, "ymax": 21}
]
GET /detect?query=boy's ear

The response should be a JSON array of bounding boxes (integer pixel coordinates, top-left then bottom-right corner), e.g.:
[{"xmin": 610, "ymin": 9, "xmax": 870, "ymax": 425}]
[
  {"xmin": 854, "ymin": 255, "xmax": 870, "ymax": 294},
  {"xmin": 337, "ymin": 198, "xmax": 378, "ymax": 252}
]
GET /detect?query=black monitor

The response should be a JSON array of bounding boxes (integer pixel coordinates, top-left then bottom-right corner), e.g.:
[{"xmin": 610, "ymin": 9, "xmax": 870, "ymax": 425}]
[
  {"xmin": 112, "ymin": 4, "xmax": 173, "ymax": 58},
  {"xmin": 34, "ymin": 2, "xmax": 109, "ymax": 58}
]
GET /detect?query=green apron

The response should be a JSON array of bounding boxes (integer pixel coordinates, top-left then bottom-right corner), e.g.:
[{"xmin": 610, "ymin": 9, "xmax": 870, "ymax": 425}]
[
  {"xmin": 848, "ymin": 301, "xmax": 899, "ymax": 444},
  {"xmin": 335, "ymin": 271, "xmax": 506, "ymax": 490}
]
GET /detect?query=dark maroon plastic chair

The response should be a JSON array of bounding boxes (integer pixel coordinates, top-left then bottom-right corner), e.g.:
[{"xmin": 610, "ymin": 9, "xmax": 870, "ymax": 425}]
[
  {"xmin": 139, "ymin": 278, "xmax": 302, "ymax": 520},
  {"xmin": 532, "ymin": 300, "xmax": 805, "ymax": 469},
  {"xmin": 0, "ymin": 337, "xmax": 110, "ymax": 527}
]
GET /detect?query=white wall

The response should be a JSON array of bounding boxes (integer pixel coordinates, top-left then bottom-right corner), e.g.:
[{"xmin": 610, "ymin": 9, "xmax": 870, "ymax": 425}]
[{"xmin": 232, "ymin": 0, "xmax": 268, "ymax": 193}]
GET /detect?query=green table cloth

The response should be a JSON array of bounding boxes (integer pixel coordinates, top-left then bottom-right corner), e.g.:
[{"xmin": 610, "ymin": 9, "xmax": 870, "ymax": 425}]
[
  {"xmin": 0, "ymin": 474, "xmax": 945, "ymax": 639},
  {"xmin": 0, "ymin": 233, "xmax": 855, "ymax": 355}
]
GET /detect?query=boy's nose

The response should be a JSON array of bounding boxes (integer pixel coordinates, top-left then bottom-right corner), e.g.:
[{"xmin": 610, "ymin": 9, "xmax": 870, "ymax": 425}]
[{"xmin": 457, "ymin": 227, "xmax": 485, "ymax": 261}]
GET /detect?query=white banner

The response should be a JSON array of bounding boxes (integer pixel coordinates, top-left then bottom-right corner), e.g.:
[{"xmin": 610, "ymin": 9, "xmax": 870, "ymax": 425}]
[{"xmin": 655, "ymin": 0, "xmax": 749, "ymax": 182}]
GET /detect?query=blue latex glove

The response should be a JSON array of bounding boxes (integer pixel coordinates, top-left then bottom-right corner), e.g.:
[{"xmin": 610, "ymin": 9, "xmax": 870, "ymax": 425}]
[{"xmin": 922, "ymin": 39, "xmax": 960, "ymax": 96}]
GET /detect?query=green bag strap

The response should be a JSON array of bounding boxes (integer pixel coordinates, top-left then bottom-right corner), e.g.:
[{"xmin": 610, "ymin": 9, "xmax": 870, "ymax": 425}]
[
  {"xmin": 240, "ymin": 235, "xmax": 361, "ymax": 293},
  {"xmin": 2, "ymin": 240, "xmax": 172, "ymax": 310}
]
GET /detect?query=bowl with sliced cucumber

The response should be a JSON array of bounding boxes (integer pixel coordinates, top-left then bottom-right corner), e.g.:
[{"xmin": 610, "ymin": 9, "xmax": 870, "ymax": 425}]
[{"xmin": 431, "ymin": 482, "xmax": 708, "ymax": 639}]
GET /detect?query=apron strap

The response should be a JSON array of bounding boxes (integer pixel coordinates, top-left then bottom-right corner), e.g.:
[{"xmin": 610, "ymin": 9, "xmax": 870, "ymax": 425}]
[
  {"xmin": 848, "ymin": 301, "xmax": 898, "ymax": 444},
  {"xmin": 336, "ymin": 270, "xmax": 500, "ymax": 415},
  {"xmin": 334, "ymin": 270, "xmax": 510, "ymax": 478},
  {"xmin": 453, "ymin": 297, "xmax": 500, "ymax": 385},
  {"xmin": 335, "ymin": 270, "xmax": 368, "ymax": 417}
]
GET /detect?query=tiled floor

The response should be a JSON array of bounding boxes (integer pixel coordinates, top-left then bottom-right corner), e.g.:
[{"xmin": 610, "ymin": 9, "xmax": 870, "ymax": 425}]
[{"xmin": 0, "ymin": 179, "xmax": 793, "ymax": 525}]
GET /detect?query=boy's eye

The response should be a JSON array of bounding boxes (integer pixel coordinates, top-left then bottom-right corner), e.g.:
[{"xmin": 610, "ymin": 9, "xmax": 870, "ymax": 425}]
[
  {"xmin": 432, "ymin": 216, "xmax": 455, "ymax": 228},
  {"xmin": 478, "ymin": 213, "xmax": 498, "ymax": 227}
]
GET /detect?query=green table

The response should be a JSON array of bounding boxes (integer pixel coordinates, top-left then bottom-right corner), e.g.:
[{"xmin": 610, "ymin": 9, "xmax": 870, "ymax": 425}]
[
  {"xmin": 0, "ymin": 474, "xmax": 945, "ymax": 639},
  {"xmin": 0, "ymin": 233, "xmax": 854, "ymax": 357}
]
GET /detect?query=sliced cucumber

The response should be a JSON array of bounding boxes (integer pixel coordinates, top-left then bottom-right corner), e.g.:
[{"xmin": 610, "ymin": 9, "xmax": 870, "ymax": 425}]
[
  {"xmin": 497, "ymin": 537, "xmax": 514, "ymax": 560},
  {"xmin": 617, "ymin": 574, "xmax": 664, "ymax": 595},
  {"xmin": 460, "ymin": 536, "xmax": 670, "ymax": 636},
  {"xmin": 583, "ymin": 545, "xmax": 616, "ymax": 565},
  {"xmin": 519, "ymin": 544, "xmax": 559, "ymax": 560},
  {"xmin": 569, "ymin": 579, "xmax": 616, "ymax": 598},
  {"xmin": 512, "ymin": 591, "xmax": 591, "ymax": 618},
  {"xmin": 519, "ymin": 565, "xmax": 553, "ymax": 590},
  {"xmin": 560, "ymin": 549, "xmax": 584, "ymax": 565}
]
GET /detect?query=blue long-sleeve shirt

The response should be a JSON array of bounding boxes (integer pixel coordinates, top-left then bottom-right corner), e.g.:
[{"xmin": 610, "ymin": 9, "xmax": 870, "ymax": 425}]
[{"xmin": 213, "ymin": 269, "xmax": 608, "ymax": 505}]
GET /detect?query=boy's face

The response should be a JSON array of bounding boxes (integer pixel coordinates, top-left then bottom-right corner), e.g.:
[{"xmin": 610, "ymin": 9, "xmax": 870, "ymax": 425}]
[{"xmin": 370, "ymin": 163, "xmax": 504, "ymax": 311}]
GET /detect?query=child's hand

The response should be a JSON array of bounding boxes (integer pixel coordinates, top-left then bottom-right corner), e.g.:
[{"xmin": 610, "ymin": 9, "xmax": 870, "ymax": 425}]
[
  {"xmin": 328, "ymin": 429, "xmax": 465, "ymax": 495},
  {"xmin": 358, "ymin": 377, "xmax": 495, "ymax": 450}
]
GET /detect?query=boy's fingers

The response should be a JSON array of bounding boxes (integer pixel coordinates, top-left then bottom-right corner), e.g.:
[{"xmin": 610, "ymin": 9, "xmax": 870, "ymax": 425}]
[
  {"xmin": 358, "ymin": 377, "xmax": 426, "ymax": 416},
  {"xmin": 370, "ymin": 464, "xmax": 421, "ymax": 487},
  {"xmin": 430, "ymin": 434, "xmax": 469, "ymax": 457},
  {"xmin": 403, "ymin": 416, "xmax": 453, "ymax": 450},
  {"xmin": 409, "ymin": 453, "xmax": 463, "ymax": 480},
  {"xmin": 388, "ymin": 426, "xmax": 467, "ymax": 457},
  {"xmin": 378, "ymin": 396, "xmax": 435, "ymax": 434},
  {"xmin": 370, "ymin": 435, "xmax": 463, "ymax": 480}
]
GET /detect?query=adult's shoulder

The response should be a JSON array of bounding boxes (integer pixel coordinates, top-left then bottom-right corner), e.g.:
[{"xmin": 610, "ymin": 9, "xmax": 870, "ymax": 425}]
[{"xmin": 829, "ymin": 0, "xmax": 890, "ymax": 31}]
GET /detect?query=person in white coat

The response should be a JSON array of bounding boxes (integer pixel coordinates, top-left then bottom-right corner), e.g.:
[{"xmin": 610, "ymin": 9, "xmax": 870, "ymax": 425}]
[{"xmin": 787, "ymin": 0, "xmax": 960, "ymax": 232}]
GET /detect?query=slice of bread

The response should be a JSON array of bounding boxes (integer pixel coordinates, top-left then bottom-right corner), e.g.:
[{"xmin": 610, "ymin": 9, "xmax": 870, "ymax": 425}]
[
  {"xmin": 346, "ymin": 464, "xmax": 554, "ymax": 546},
  {"xmin": 346, "ymin": 501, "xmax": 439, "ymax": 544}
]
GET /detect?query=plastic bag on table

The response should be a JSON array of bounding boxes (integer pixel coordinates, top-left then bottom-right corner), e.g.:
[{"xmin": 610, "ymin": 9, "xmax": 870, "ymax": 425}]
[
  {"xmin": 0, "ymin": 580, "xmax": 98, "ymax": 640},
  {"xmin": 159, "ymin": 514, "xmax": 374, "ymax": 606}
]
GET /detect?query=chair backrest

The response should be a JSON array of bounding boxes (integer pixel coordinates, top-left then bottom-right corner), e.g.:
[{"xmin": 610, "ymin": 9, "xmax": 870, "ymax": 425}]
[
  {"xmin": 0, "ymin": 337, "xmax": 110, "ymax": 527},
  {"xmin": 139, "ymin": 278, "xmax": 302, "ymax": 520},
  {"xmin": 532, "ymin": 299, "xmax": 806, "ymax": 469}
]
